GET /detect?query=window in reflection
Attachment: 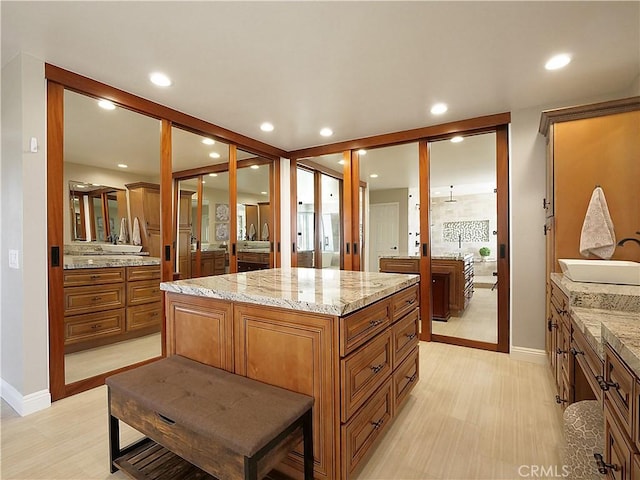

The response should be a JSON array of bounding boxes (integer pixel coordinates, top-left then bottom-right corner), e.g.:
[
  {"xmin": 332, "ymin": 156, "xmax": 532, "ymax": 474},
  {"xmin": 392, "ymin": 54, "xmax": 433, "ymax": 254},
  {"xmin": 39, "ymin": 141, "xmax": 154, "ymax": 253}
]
[{"xmin": 296, "ymin": 167, "xmax": 315, "ymax": 267}]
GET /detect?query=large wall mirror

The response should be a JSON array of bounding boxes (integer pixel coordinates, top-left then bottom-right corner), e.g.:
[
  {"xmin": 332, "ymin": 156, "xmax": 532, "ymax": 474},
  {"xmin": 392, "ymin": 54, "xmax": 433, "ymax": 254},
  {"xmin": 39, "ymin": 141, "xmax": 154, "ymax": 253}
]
[{"xmin": 63, "ymin": 89, "xmax": 162, "ymax": 385}]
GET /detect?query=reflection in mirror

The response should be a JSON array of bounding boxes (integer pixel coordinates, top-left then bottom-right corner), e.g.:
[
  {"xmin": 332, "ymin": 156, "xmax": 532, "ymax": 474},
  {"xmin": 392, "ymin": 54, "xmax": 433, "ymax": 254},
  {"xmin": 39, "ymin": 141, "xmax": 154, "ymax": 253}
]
[
  {"xmin": 359, "ymin": 143, "xmax": 419, "ymax": 272},
  {"xmin": 320, "ymin": 174, "xmax": 341, "ymax": 269},
  {"xmin": 237, "ymin": 150, "xmax": 272, "ymax": 272},
  {"xmin": 172, "ymin": 127, "xmax": 231, "ymax": 279},
  {"xmin": 429, "ymin": 132, "xmax": 497, "ymax": 344},
  {"xmin": 296, "ymin": 167, "xmax": 316, "ymax": 267},
  {"xmin": 63, "ymin": 89, "xmax": 161, "ymax": 385}
]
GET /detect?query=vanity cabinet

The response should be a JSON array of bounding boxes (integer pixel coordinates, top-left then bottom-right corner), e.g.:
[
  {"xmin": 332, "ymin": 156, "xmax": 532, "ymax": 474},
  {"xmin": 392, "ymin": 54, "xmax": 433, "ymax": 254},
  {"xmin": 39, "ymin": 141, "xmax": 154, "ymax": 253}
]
[
  {"xmin": 548, "ymin": 281, "xmax": 572, "ymax": 408},
  {"xmin": 178, "ymin": 190, "xmax": 194, "ymax": 279},
  {"xmin": 127, "ymin": 182, "xmax": 161, "ymax": 257},
  {"xmin": 431, "ymin": 273, "xmax": 451, "ymax": 321},
  {"xmin": 164, "ymin": 282, "xmax": 420, "ymax": 480},
  {"xmin": 237, "ymin": 251, "xmax": 270, "ymax": 272},
  {"xmin": 431, "ymin": 256, "xmax": 474, "ymax": 315},
  {"xmin": 63, "ymin": 265, "xmax": 161, "ymax": 353},
  {"xmin": 191, "ymin": 250, "xmax": 225, "ymax": 277},
  {"xmin": 379, "ymin": 257, "xmax": 419, "ymax": 274}
]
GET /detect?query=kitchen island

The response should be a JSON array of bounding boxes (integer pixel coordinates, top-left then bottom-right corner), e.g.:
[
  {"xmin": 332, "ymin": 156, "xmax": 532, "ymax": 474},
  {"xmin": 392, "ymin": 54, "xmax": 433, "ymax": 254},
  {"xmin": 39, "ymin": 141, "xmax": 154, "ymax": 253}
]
[{"xmin": 160, "ymin": 268, "xmax": 420, "ymax": 480}]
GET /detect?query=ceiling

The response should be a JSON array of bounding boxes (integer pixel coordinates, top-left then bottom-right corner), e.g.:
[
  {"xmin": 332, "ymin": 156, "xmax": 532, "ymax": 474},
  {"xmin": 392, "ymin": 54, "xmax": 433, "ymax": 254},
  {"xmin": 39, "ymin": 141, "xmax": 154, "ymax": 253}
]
[{"xmin": 4, "ymin": 1, "xmax": 639, "ymax": 193}]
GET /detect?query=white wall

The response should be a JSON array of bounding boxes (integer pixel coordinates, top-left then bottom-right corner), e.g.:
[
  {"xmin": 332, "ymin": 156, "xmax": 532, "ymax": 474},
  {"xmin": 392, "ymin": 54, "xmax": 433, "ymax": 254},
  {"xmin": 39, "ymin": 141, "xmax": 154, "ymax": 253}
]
[{"xmin": 1, "ymin": 53, "xmax": 50, "ymax": 415}]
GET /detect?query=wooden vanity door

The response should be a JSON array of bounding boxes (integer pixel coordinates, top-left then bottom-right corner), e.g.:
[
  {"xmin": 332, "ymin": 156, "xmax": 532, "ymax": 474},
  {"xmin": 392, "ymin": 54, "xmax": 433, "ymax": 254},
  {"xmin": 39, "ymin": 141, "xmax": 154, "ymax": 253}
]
[{"xmin": 233, "ymin": 304, "xmax": 337, "ymax": 480}]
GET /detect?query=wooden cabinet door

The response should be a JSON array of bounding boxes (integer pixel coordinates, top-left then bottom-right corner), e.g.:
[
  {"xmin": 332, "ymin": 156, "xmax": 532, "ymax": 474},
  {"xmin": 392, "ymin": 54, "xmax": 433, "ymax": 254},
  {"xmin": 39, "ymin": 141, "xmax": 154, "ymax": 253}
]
[
  {"xmin": 143, "ymin": 187, "xmax": 161, "ymax": 230},
  {"xmin": 234, "ymin": 304, "xmax": 336, "ymax": 480},
  {"xmin": 165, "ymin": 293, "xmax": 233, "ymax": 371}
]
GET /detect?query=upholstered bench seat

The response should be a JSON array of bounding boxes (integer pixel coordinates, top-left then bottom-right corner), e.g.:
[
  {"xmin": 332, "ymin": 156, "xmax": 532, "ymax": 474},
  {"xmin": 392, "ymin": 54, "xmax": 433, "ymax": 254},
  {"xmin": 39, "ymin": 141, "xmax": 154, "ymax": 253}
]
[{"xmin": 106, "ymin": 355, "xmax": 314, "ymax": 480}]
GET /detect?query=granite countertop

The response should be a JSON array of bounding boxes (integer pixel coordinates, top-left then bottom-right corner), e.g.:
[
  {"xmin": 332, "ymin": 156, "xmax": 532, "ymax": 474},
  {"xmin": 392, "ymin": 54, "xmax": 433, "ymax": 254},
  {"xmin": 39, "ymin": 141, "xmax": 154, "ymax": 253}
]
[
  {"xmin": 378, "ymin": 253, "xmax": 474, "ymax": 261},
  {"xmin": 551, "ymin": 273, "xmax": 640, "ymax": 371},
  {"xmin": 64, "ymin": 255, "xmax": 161, "ymax": 269},
  {"xmin": 160, "ymin": 267, "xmax": 419, "ymax": 316}
]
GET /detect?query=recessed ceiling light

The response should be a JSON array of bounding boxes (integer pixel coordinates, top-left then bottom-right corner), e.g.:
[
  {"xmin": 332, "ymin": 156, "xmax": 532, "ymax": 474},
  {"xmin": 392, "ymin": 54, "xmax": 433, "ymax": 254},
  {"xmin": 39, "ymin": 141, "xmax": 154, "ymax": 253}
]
[
  {"xmin": 358, "ymin": 149, "xmax": 367, "ymax": 155},
  {"xmin": 202, "ymin": 138, "xmax": 215, "ymax": 145},
  {"xmin": 209, "ymin": 152, "xmax": 221, "ymax": 159},
  {"xmin": 320, "ymin": 127, "xmax": 333, "ymax": 137},
  {"xmin": 430, "ymin": 103, "xmax": 448, "ymax": 115},
  {"xmin": 75, "ymin": 184, "xmax": 86, "ymax": 188},
  {"xmin": 208, "ymin": 173, "xmax": 218, "ymax": 177},
  {"xmin": 434, "ymin": 191, "xmax": 441, "ymax": 195},
  {"xmin": 338, "ymin": 160, "xmax": 345, "ymax": 165},
  {"xmin": 92, "ymin": 183, "xmax": 101, "ymax": 186},
  {"xmin": 370, "ymin": 174, "xmax": 379, "ymax": 178},
  {"xmin": 201, "ymin": 180, "xmax": 206, "ymax": 184},
  {"xmin": 250, "ymin": 165, "xmax": 260, "ymax": 170},
  {"xmin": 545, "ymin": 54, "xmax": 571, "ymax": 70},
  {"xmin": 260, "ymin": 122, "xmax": 274, "ymax": 132},
  {"xmin": 450, "ymin": 136, "xmax": 464, "ymax": 143},
  {"xmin": 261, "ymin": 191, "xmax": 268, "ymax": 195},
  {"xmin": 149, "ymin": 72, "xmax": 172, "ymax": 87},
  {"xmin": 117, "ymin": 164, "xmax": 128, "ymax": 169},
  {"xmin": 97, "ymin": 99, "xmax": 116, "ymax": 110}
]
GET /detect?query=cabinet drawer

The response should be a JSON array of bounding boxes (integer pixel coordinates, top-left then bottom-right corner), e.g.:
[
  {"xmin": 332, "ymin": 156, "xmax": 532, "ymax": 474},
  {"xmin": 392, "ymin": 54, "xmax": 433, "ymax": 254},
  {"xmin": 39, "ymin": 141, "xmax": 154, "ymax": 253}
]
[
  {"xmin": 559, "ymin": 322, "xmax": 572, "ymax": 381},
  {"xmin": 558, "ymin": 372, "xmax": 572, "ymax": 410},
  {"xmin": 391, "ymin": 285, "xmax": 419, "ymax": 323},
  {"xmin": 340, "ymin": 299, "xmax": 391, "ymax": 357},
  {"xmin": 237, "ymin": 251, "xmax": 269, "ymax": 264},
  {"xmin": 341, "ymin": 330, "xmax": 392, "ymax": 422},
  {"xmin": 64, "ymin": 284, "xmax": 126, "ymax": 315},
  {"xmin": 379, "ymin": 258, "xmax": 419, "ymax": 274},
  {"xmin": 64, "ymin": 308, "xmax": 125, "ymax": 345},
  {"xmin": 127, "ymin": 279, "xmax": 162, "ymax": 306},
  {"xmin": 340, "ymin": 378, "xmax": 393, "ymax": 479},
  {"xmin": 391, "ymin": 309, "xmax": 419, "ymax": 368},
  {"xmin": 572, "ymin": 321, "xmax": 604, "ymax": 403},
  {"xmin": 63, "ymin": 267, "xmax": 125, "ymax": 287},
  {"xmin": 605, "ymin": 344, "xmax": 635, "ymax": 439},
  {"xmin": 126, "ymin": 302, "xmax": 162, "ymax": 331},
  {"xmin": 127, "ymin": 265, "xmax": 160, "ymax": 282},
  {"xmin": 393, "ymin": 346, "xmax": 419, "ymax": 411},
  {"xmin": 604, "ymin": 402, "xmax": 632, "ymax": 480},
  {"xmin": 633, "ymin": 454, "xmax": 640, "ymax": 480}
]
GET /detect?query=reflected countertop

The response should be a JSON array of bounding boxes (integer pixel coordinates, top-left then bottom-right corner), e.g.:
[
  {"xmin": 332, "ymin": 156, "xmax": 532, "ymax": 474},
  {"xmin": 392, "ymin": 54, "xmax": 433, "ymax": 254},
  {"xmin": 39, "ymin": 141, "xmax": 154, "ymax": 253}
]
[
  {"xmin": 160, "ymin": 267, "xmax": 419, "ymax": 316},
  {"xmin": 64, "ymin": 255, "xmax": 161, "ymax": 269}
]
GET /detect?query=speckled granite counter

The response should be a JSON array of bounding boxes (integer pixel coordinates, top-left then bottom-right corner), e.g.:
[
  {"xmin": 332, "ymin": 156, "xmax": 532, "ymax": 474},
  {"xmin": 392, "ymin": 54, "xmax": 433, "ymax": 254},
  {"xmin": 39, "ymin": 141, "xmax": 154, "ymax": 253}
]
[
  {"xmin": 551, "ymin": 273, "xmax": 640, "ymax": 372},
  {"xmin": 64, "ymin": 255, "xmax": 161, "ymax": 269},
  {"xmin": 160, "ymin": 267, "xmax": 419, "ymax": 316}
]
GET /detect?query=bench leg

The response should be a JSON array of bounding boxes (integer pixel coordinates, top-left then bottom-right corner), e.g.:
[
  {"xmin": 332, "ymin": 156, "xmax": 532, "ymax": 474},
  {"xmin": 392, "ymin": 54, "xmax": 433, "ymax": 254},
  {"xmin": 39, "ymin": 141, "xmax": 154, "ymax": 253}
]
[
  {"xmin": 108, "ymin": 388, "xmax": 120, "ymax": 474},
  {"xmin": 303, "ymin": 408, "xmax": 314, "ymax": 480}
]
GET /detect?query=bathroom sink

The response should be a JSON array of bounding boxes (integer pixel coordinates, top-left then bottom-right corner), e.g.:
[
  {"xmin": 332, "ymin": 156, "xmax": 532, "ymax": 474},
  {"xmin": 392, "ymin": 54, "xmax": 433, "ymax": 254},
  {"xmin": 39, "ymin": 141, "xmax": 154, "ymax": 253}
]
[
  {"xmin": 101, "ymin": 244, "xmax": 143, "ymax": 253},
  {"xmin": 558, "ymin": 259, "xmax": 640, "ymax": 286}
]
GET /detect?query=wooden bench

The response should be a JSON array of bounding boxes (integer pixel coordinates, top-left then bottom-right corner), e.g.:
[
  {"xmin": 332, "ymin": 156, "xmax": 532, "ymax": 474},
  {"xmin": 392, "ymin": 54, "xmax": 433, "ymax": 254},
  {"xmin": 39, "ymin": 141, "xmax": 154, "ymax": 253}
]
[{"xmin": 106, "ymin": 355, "xmax": 314, "ymax": 480}]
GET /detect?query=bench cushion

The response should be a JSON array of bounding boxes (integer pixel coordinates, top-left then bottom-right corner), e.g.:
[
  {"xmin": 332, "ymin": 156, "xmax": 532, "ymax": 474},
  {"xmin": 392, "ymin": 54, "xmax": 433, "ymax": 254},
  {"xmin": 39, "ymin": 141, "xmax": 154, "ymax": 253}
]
[{"xmin": 106, "ymin": 355, "xmax": 313, "ymax": 457}]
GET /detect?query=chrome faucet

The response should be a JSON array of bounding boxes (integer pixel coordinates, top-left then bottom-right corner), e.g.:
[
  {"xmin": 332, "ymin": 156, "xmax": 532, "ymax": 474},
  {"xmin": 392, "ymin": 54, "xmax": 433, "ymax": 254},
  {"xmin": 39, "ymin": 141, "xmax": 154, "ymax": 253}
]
[{"xmin": 618, "ymin": 231, "xmax": 640, "ymax": 247}]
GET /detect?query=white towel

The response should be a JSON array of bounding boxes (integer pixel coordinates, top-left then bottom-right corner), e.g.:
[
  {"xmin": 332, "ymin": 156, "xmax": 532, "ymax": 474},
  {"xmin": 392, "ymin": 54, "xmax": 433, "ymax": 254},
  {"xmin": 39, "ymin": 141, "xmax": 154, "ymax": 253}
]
[
  {"xmin": 579, "ymin": 187, "xmax": 616, "ymax": 259},
  {"xmin": 261, "ymin": 222, "xmax": 269, "ymax": 241},
  {"xmin": 132, "ymin": 217, "xmax": 142, "ymax": 246},
  {"xmin": 248, "ymin": 223, "xmax": 256, "ymax": 240},
  {"xmin": 117, "ymin": 217, "xmax": 128, "ymax": 244}
]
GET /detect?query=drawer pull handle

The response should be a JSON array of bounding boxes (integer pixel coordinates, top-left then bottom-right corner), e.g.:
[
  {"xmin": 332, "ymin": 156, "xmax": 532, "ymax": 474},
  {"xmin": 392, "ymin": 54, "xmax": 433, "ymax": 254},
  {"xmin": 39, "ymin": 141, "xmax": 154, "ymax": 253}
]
[
  {"xmin": 369, "ymin": 319, "xmax": 384, "ymax": 327},
  {"xmin": 91, "ymin": 324, "xmax": 102, "ymax": 329},
  {"xmin": 595, "ymin": 375, "xmax": 619, "ymax": 391},
  {"xmin": 370, "ymin": 364, "xmax": 385, "ymax": 374},
  {"xmin": 406, "ymin": 373, "xmax": 417, "ymax": 382},
  {"xmin": 406, "ymin": 333, "xmax": 417, "ymax": 340},
  {"xmin": 556, "ymin": 348, "xmax": 567, "ymax": 355},
  {"xmin": 547, "ymin": 320, "xmax": 558, "ymax": 331},
  {"xmin": 555, "ymin": 395, "xmax": 567, "ymax": 405},
  {"xmin": 405, "ymin": 299, "xmax": 416, "ymax": 305},
  {"xmin": 150, "ymin": 312, "xmax": 159, "ymax": 317},
  {"xmin": 156, "ymin": 413, "xmax": 176, "ymax": 425},
  {"xmin": 90, "ymin": 275, "xmax": 99, "ymax": 280},
  {"xmin": 92, "ymin": 296, "xmax": 103, "ymax": 301},
  {"xmin": 593, "ymin": 453, "xmax": 618, "ymax": 474},
  {"xmin": 570, "ymin": 347, "xmax": 584, "ymax": 356},
  {"xmin": 371, "ymin": 418, "xmax": 384, "ymax": 430},
  {"xmin": 554, "ymin": 306, "xmax": 567, "ymax": 315}
]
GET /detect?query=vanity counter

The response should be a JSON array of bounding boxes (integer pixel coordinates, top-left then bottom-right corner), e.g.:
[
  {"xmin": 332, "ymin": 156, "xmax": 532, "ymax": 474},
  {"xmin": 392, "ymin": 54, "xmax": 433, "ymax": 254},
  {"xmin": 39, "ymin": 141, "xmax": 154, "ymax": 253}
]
[
  {"xmin": 64, "ymin": 255, "xmax": 161, "ymax": 269},
  {"xmin": 160, "ymin": 267, "xmax": 418, "ymax": 316}
]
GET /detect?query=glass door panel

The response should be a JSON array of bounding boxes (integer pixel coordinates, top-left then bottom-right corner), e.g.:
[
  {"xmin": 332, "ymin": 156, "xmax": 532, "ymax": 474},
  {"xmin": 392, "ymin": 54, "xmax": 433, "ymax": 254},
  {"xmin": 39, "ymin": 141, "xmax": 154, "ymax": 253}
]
[
  {"xmin": 320, "ymin": 174, "xmax": 340, "ymax": 269},
  {"xmin": 62, "ymin": 89, "xmax": 161, "ymax": 385},
  {"xmin": 429, "ymin": 132, "xmax": 498, "ymax": 344},
  {"xmin": 296, "ymin": 168, "xmax": 316, "ymax": 267}
]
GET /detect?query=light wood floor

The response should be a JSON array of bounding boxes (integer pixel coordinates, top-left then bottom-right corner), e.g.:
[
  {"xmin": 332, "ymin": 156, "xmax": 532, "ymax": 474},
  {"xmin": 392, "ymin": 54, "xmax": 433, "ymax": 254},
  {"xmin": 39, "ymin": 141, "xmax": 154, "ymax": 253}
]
[
  {"xmin": 1, "ymin": 342, "xmax": 563, "ymax": 480},
  {"xmin": 65, "ymin": 333, "xmax": 162, "ymax": 384},
  {"xmin": 431, "ymin": 287, "xmax": 498, "ymax": 344}
]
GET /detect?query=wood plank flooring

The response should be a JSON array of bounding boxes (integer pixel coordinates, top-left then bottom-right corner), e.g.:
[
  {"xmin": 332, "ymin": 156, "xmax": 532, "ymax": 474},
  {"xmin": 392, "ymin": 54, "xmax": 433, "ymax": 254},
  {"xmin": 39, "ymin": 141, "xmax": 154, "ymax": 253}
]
[{"xmin": 1, "ymin": 342, "xmax": 564, "ymax": 480}]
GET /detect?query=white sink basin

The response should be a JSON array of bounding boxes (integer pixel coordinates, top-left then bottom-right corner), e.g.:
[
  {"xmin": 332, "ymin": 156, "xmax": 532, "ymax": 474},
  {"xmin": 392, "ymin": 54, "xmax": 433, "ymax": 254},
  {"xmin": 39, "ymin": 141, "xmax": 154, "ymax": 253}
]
[
  {"xmin": 558, "ymin": 259, "xmax": 640, "ymax": 286},
  {"xmin": 101, "ymin": 244, "xmax": 143, "ymax": 253}
]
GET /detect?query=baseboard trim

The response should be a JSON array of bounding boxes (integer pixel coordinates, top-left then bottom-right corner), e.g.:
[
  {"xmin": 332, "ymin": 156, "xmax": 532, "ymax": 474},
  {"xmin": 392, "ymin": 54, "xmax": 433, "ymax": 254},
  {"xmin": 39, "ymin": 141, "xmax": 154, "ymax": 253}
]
[
  {"xmin": 0, "ymin": 378, "xmax": 51, "ymax": 416},
  {"xmin": 510, "ymin": 346, "xmax": 548, "ymax": 365}
]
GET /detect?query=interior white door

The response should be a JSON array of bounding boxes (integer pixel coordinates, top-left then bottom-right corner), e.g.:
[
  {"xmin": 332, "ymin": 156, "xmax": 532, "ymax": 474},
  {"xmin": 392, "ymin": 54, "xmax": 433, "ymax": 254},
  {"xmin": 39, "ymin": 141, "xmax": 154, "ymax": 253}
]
[{"xmin": 368, "ymin": 202, "xmax": 399, "ymax": 272}]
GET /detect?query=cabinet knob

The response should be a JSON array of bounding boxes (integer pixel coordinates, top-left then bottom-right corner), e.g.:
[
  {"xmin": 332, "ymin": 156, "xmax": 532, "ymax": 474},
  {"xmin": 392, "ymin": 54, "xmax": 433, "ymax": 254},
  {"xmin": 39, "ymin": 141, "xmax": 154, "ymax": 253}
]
[
  {"xmin": 555, "ymin": 395, "xmax": 567, "ymax": 405},
  {"xmin": 370, "ymin": 418, "xmax": 384, "ymax": 430},
  {"xmin": 405, "ymin": 373, "xmax": 417, "ymax": 383},
  {"xmin": 570, "ymin": 347, "xmax": 584, "ymax": 356},
  {"xmin": 370, "ymin": 364, "xmax": 385, "ymax": 374},
  {"xmin": 406, "ymin": 333, "xmax": 417, "ymax": 340},
  {"xmin": 595, "ymin": 375, "xmax": 619, "ymax": 391},
  {"xmin": 593, "ymin": 453, "xmax": 618, "ymax": 474}
]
